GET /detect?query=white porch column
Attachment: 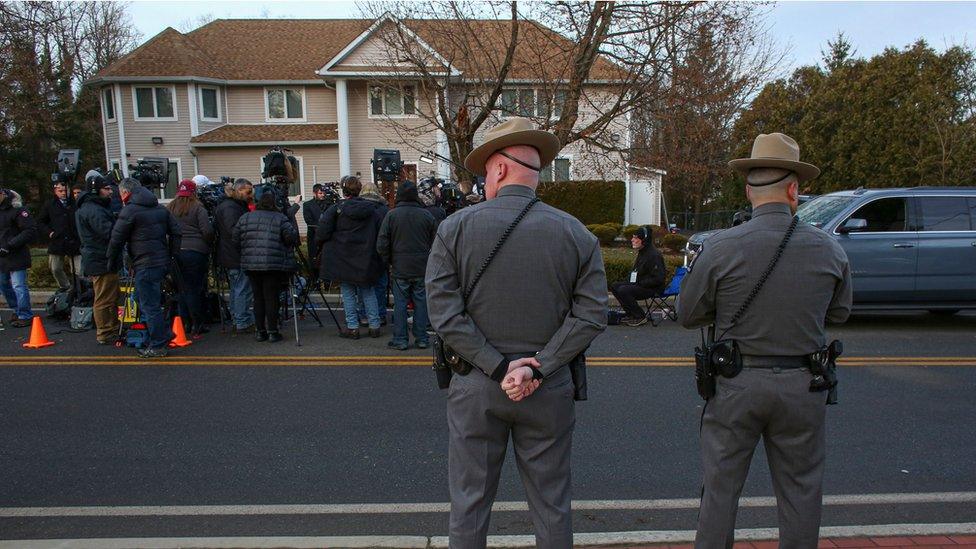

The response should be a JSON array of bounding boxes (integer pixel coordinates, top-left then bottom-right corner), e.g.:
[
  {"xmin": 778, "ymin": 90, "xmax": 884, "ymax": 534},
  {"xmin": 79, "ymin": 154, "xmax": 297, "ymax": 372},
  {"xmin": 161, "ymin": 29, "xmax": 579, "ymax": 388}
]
[
  {"xmin": 335, "ymin": 78, "xmax": 351, "ymax": 176},
  {"xmin": 187, "ymin": 82, "xmax": 199, "ymax": 137}
]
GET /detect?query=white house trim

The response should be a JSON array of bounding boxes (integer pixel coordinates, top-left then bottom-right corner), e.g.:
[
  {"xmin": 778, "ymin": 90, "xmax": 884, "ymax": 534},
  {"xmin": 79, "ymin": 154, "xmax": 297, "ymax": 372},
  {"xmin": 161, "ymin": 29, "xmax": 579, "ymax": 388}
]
[
  {"xmin": 192, "ymin": 140, "xmax": 338, "ymax": 148},
  {"xmin": 114, "ymin": 84, "xmax": 129, "ymax": 177},
  {"xmin": 335, "ymin": 79, "xmax": 351, "ymax": 176},
  {"xmin": 131, "ymin": 84, "xmax": 179, "ymax": 122},
  {"xmin": 263, "ymin": 86, "xmax": 308, "ymax": 123},
  {"xmin": 187, "ymin": 82, "xmax": 199, "ymax": 136}
]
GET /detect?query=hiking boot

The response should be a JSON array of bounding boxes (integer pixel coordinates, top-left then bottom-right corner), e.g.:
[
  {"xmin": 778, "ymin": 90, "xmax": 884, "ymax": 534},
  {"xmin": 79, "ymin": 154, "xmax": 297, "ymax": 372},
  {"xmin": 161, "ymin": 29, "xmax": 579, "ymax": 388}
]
[
  {"xmin": 414, "ymin": 340, "xmax": 430, "ymax": 350},
  {"xmin": 11, "ymin": 318, "xmax": 31, "ymax": 328},
  {"xmin": 268, "ymin": 331, "xmax": 283, "ymax": 343},
  {"xmin": 368, "ymin": 328, "xmax": 382, "ymax": 339},
  {"xmin": 138, "ymin": 346, "xmax": 169, "ymax": 359},
  {"xmin": 340, "ymin": 328, "xmax": 360, "ymax": 340},
  {"xmin": 255, "ymin": 330, "xmax": 269, "ymax": 342},
  {"xmin": 387, "ymin": 340, "xmax": 409, "ymax": 351}
]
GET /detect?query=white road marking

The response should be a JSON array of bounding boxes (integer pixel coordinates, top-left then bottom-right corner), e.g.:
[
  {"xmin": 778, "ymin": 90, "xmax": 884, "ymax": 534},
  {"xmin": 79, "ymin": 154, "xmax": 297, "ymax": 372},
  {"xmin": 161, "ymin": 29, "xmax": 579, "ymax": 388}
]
[
  {"xmin": 1, "ymin": 491, "xmax": 973, "ymax": 517},
  {"xmin": 2, "ymin": 523, "xmax": 975, "ymax": 549}
]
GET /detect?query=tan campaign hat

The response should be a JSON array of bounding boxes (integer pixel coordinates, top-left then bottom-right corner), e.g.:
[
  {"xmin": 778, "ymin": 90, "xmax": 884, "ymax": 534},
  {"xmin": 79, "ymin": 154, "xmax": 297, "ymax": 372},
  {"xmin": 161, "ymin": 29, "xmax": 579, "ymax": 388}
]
[
  {"xmin": 728, "ymin": 132, "xmax": 820, "ymax": 184},
  {"xmin": 463, "ymin": 117, "xmax": 561, "ymax": 177}
]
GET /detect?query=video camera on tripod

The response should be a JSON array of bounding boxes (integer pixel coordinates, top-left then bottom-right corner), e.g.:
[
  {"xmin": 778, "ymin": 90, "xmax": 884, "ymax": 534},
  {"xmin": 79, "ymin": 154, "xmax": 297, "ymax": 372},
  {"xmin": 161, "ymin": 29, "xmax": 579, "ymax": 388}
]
[
  {"xmin": 52, "ymin": 149, "xmax": 82, "ymax": 185},
  {"xmin": 128, "ymin": 157, "xmax": 170, "ymax": 189},
  {"xmin": 371, "ymin": 149, "xmax": 403, "ymax": 183},
  {"xmin": 259, "ymin": 146, "xmax": 300, "ymax": 212}
]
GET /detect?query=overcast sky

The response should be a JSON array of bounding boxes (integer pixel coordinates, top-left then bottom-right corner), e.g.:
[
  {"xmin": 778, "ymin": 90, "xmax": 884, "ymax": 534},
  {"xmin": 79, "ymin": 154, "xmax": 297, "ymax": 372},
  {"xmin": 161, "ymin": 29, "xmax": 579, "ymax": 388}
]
[{"xmin": 126, "ymin": 0, "xmax": 975, "ymax": 71}]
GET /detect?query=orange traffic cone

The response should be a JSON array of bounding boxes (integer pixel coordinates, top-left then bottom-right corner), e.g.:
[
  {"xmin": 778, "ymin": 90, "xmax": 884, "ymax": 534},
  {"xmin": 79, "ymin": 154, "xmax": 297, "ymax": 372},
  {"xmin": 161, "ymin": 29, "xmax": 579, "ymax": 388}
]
[
  {"xmin": 22, "ymin": 316, "xmax": 55, "ymax": 349},
  {"xmin": 169, "ymin": 316, "xmax": 192, "ymax": 348}
]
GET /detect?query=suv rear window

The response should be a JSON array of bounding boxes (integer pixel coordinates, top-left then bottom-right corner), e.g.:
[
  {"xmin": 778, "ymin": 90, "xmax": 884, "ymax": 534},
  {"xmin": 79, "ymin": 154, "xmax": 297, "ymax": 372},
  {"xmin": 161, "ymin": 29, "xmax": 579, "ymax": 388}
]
[
  {"xmin": 845, "ymin": 197, "xmax": 908, "ymax": 232},
  {"xmin": 918, "ymin": 196, "xmax": 972, "ymax": 231}
]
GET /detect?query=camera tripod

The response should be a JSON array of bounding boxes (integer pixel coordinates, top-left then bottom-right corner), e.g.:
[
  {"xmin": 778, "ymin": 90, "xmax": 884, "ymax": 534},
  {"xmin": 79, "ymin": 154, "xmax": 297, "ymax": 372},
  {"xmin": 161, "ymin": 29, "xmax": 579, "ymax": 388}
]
[{"xmin": 284, "ymin": 245, "xmax": 342, "ymax": 346}]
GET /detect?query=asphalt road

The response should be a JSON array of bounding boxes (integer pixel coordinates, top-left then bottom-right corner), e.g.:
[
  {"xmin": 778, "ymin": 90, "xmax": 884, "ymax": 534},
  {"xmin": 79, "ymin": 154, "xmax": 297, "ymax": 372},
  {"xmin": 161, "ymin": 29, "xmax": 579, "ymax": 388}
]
[{"xmin": 1, "ymin": 311, "xmax": 974, "ymax": 542}]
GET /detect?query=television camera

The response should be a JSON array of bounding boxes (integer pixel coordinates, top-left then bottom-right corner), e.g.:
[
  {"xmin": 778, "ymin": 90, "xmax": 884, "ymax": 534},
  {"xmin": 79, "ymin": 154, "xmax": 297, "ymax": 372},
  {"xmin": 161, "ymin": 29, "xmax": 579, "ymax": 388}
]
[
  {"xmin": 52, "ymin": 149, "xmax": 82, "ymax": 185},
  {"xmin": 371, "ymin": 149, "xmax": 403, "ymax": 183},
  {"xmin": 259, "ymin": 146, "xmax": 300, "ymax": 212},
  {"xmin": 128, "ymin": 157, "xmax": 170, "ymax": 189}
]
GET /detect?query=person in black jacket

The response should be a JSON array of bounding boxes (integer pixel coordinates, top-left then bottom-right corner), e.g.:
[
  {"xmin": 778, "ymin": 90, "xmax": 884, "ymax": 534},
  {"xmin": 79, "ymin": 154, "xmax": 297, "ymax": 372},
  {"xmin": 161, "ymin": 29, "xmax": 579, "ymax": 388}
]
[
  {"xmin": 38, "ymin": 182, "xmax": 82, "ymax": 291},
  {"xmin": 302, "ymin": 183, "xmax": 335, "ymax": 278},
  {"xmin": 316, "ymin": 175, "xmax": 386, "ymax": 339},
  {"xmin": 610, "ymin": 225, "xmax": 667, "ymax": 327},
  {"xmin": 0, "ymin": 189, "xmax": 37, "ymax": 327},
  {"xmin": 76, "ymin": 178, "xmax": 122, "ymax": 344},
  {"xmin": 233, "ymin": 191, "xmax": 298, "ymax": 342},
  {"xmin": 107, "ymin": 179, "xmax": 182, "ymax": 358},
  {"xmin": 418, "ymin": 178, "xmax": 447, "ymax": 227},
  {"xmin": 213, "ymin": 178, "xmax": 255, "ymax": 332},
  {"xmin": 376, "ymin": 180, "xmax": 436, "ymax": 350}
]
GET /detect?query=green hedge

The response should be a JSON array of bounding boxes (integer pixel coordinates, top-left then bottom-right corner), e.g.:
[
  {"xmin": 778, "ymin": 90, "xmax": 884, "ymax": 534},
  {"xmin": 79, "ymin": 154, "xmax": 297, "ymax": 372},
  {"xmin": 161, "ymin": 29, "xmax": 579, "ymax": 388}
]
[
  {"xmin": 537, "ymin": 180, "xmax": 624, "ymax": 225},
  {"xmin": 659, "ymin": 233, "xmax": 689, "ymax": 253},
  {"xmin": 586, "ymin": 223, "xmax": 620, "ymax": 246}
]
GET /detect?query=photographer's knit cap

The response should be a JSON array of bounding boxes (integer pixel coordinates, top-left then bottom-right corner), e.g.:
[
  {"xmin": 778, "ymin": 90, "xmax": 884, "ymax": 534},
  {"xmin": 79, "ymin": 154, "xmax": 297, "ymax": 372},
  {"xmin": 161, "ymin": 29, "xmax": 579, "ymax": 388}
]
[
  {"xmin": 728, "ymin": 133, "xmax": 820, "ymax": 185},
  {"xmin": 464, "ymin": 117, "xmax": 561, "ymax": 177},
  {"xmin": 177, "ymin": 179, "xmax": 196, "ymax": 197}
]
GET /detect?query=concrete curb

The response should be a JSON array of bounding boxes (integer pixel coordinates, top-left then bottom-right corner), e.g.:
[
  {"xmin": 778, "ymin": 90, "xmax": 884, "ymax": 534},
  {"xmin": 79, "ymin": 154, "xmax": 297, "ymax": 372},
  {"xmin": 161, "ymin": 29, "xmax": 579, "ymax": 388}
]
[{"xmin": 3, "ymin": 523, "xmax": 975, "ymax": 549}]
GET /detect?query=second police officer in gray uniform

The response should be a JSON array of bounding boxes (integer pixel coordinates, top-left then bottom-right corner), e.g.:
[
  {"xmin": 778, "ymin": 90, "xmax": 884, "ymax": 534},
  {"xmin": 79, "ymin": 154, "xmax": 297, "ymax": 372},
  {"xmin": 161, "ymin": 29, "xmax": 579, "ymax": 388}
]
[
  {"xmin": 426, "ymin": 118, "xmax": 608, "ymax": 549},
  {"xmin": 678, "ymin": 133, "xmax": 853, "ymax": 549}
]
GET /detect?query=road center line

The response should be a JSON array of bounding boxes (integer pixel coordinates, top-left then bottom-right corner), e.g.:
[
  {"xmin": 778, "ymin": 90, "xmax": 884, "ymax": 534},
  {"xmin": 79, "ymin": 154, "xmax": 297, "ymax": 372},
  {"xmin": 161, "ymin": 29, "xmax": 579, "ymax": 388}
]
[{"xmin": 2, "ymin": 491, "xmax": 973, "ymax": 517}]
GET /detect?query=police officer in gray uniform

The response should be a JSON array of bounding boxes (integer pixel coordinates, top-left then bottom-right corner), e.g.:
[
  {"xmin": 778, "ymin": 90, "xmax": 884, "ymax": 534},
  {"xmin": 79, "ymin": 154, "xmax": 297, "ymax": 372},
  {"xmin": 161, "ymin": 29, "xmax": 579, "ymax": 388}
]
[
  {"xmin": 678, "ymin": 133, "xmax": 853, "ymax": 549},
  {"xmin": 426, "ymin": 118, "xmax": 607, "ymax": 549}
]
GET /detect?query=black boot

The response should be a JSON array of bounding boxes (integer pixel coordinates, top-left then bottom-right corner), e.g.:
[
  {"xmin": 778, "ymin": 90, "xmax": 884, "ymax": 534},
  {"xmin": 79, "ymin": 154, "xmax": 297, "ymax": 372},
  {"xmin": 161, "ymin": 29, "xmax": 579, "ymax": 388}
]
[
  {"xmin": 268, "ymin": 331, "xmax": 283, "ymax": 343},
  {"xmin": 255, "ymin": 330, "xmax": 269, "ymax": 342}
]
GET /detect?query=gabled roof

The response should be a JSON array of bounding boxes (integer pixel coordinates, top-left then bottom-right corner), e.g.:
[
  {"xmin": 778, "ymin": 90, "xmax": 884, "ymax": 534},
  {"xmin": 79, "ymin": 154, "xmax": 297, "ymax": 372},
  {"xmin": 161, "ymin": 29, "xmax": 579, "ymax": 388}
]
[
  {"xmin": 190, "ymin": 124, "xmax": 338, "ymax": 147},
  {"xmin": 92, "ymin": 17, "xmax": 623, "ymax": 83}
]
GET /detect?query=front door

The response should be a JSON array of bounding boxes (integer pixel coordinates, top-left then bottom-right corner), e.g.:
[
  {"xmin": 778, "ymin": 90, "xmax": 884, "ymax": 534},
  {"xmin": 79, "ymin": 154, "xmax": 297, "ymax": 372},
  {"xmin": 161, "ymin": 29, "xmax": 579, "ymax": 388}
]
[{"xmin": 835, "ymin": 196, "xmax": 918, "ymax": 303}]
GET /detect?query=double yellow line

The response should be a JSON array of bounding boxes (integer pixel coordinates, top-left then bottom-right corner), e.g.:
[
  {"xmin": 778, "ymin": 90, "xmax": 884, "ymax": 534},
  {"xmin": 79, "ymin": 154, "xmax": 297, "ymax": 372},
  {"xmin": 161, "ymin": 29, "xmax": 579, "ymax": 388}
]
[{"xmin": 0, "ymin": 356, "xmax": 973, "ymax": 367}]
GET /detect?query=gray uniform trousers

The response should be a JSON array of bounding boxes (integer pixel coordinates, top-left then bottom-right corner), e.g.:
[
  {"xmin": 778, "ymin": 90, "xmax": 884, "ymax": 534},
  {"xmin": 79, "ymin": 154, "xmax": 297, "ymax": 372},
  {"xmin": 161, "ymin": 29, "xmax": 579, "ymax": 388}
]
[
  {"xmin": 696, "ymin": 367, "xmax": 827, "ymax": 549},
  {"xmin": 448, "ymin": 364, "xmax": 575, "ymax": 549}
]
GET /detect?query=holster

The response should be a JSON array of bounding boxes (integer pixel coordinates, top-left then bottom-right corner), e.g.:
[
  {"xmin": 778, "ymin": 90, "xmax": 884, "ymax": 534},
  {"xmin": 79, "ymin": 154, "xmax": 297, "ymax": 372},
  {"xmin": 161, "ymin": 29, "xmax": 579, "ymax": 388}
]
[
  {"xmin": 809, "ymin": 339, "xmax": 842, "ymax": 405},
  {"xmin": 431, "ymin": 333, "xmax": 470, "ymax": 389},
  {"xmin": 694, "ymin": 345, "xmax": 716, "ymax": 400},
  {"xmin": 569, "ymin": 354, "xmax": 587, "ymax": 401}
]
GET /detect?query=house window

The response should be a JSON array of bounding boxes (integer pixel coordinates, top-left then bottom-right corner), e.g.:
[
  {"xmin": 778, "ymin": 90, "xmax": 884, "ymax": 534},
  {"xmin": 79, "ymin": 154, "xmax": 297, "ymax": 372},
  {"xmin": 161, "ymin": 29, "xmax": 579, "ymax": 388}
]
[
  {"xmin": 259, "ymin": 155, "xmax": 303, "ymax": 197},
  {"xmin": 369, "ymin": 85, "xmax": 417, "ymax": 117},
  {"xmin": 500, "ymin": 88, "xmax": 565, "ymax": 119},
  {"xmin": 266, "ymin": 88, "xmax": 304, "ymax": 120},
  {"xmin": 133, "ymin": 86, "xmax": 176, "ymax": 120},
  {"xmin": 199, "ymin": 86, "xmax": 221, "ymax": 121},
  {"xmin": 103, "ymin": 88, "xmax": 115, "ymax": 121},
  {"xmin": 540, "ymin": 158, "xmax": 571, "ymax": 182}
]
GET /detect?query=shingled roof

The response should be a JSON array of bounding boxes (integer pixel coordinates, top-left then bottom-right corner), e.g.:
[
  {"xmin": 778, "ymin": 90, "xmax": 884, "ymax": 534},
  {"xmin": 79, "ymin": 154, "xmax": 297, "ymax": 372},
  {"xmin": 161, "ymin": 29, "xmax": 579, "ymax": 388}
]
[
  {"xmin": 190, "ymin": 124, "xmax": 338, "ymax": 146},
  {"xmin": 93, "ymin": 17, "xmax": 623, "ymax": 82}
]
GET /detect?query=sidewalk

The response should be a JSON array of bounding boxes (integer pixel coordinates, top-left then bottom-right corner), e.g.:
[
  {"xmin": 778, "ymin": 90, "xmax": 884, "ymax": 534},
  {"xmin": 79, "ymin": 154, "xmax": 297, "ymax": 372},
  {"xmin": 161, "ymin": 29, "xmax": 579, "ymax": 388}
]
[{"xmin": 606, "ymin": 536, "xmax": 976, "ymax": 549}]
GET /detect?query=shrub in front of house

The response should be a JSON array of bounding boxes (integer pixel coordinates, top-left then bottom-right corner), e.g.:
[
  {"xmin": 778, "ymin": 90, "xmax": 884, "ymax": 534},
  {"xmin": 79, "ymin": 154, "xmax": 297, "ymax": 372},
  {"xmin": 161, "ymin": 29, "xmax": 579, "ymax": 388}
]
[
  {"xmin": 586, "ymin": 223, "xmax": 620, "ymax": 246},
  {"xmin": 537, "ymin": 180, "xmax": 625, "ymax": 225},
  {"xmin": 660, "ymin": 233, "xmax": 689, "ymax": 253}
]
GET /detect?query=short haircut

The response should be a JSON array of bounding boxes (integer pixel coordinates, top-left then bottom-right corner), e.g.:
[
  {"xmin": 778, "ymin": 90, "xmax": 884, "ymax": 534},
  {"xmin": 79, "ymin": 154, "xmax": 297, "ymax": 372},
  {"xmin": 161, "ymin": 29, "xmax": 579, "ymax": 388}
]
[
  {"xmin": 256, "ymin": 191, "xmax": 278, "ymax": 211},
  {"xmin": 233, "ymin": 178, "xmax": 253, "ymax": 192},
  {"xmin": 53, "ymin": 182, "xmax": 67, "ymax": 189},
  {"xmin": 341, "ymin": 175, "xmax": 361, "ymax": 197},
  {"xmin": 118, "ymin": 177, "xmax": 139, "ymax": 194},
  {"xmin": 71, "ymin": 183, "xmax": 84, "ymax": 192}
]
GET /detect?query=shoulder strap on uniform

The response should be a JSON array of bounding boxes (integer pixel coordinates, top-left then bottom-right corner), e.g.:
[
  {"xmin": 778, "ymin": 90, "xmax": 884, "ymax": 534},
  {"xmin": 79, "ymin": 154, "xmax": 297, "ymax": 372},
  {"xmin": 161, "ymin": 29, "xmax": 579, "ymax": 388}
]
[{"xmin": 462, "ymin": 197, "xmax": 539, "ymax": 302}]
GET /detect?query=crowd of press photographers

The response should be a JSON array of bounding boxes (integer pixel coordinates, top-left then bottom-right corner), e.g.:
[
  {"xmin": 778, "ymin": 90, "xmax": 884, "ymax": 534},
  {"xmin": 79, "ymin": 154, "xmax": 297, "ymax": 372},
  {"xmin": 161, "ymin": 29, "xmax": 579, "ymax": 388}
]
[{"xmin": 0, "ymin": 170, "xmax": 459, "ymax": 357}]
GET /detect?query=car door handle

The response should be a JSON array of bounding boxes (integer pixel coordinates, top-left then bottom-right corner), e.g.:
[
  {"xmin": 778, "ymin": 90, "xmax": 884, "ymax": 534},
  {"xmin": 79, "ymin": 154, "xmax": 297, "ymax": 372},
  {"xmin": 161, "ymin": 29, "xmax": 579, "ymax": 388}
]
[{"xmin": 892, "ymin": 243, "xmax": 915, "ymax": 248}]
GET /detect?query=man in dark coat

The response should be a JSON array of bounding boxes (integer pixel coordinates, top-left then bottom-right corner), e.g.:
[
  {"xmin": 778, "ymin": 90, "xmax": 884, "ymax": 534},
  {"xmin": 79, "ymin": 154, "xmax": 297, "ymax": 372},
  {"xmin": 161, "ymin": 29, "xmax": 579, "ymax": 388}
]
[
  {"xmin": 0, "ymin": 189, "xmax": 37, "ymax": 327},
  {"xmin": 302, "ymin": 183, "xmax": 335, "ymax": 278},
  {"xmin": 213, "ymin": 178, "xmax": 255, "ymax": 332},
  {"xmin": 316, "ymin": 175, "xmax": 386, "ymax": 338},
  {"xmin": 610, "ymin": 226, "xmax": 667, "ymax": 327},
  {"xmin": 76, "ymin": 178, "xmax": 122, "ymax": 344},
  {"xmin": 38, "ymin": 182, "xmax": 82, "ymax": 291},
  {"xmin": 418, "ymin": 177, "xmax": 447, "ymax": 227},
  {"xmin": 107, "ymin": 179, "xmax": 182, "ymax": 358},
  {"xmin": 376, "ymin": 180, "xmax": 436, "ymax": 350}
]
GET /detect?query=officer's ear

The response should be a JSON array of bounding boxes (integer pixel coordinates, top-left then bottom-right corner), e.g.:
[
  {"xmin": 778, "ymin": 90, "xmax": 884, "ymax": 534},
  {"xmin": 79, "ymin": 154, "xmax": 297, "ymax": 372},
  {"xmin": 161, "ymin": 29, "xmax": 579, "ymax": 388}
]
[{"xmin": 787, "ymin": 180, "xmax": 799, "ymax": 202}]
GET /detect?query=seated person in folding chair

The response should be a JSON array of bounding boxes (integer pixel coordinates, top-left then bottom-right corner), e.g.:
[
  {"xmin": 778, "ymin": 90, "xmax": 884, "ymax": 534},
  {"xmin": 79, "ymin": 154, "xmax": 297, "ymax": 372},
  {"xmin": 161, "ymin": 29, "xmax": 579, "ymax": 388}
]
[{"xmin": 610, "ymin": 226, "xmax": 666, "ymax": 327}]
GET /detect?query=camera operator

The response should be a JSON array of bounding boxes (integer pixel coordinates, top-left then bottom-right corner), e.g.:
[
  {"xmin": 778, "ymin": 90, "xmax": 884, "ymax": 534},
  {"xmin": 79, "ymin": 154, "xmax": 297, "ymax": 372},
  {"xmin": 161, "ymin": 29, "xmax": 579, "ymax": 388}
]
[
  {"xmin": 89, "ymin": 169, "xmax": 123, "ymax": 216},
  {"xmin": 609, "ymin": 226, "xmax": 666, "ymax": 327},
  {"xmin": 317, "ymin": 175, "xmax": 387, "ymax": 339},
  {"xmin": 76, "ymin": 176, "xmax": 122, "ymax": 344},
  {"xmin": 417, "ymin": 178, "xmax": 446, "ymax": 227},
  {"xmin": 167, "ymin": 179, "xmax": 214, "ymax": 339},
  {"xmin": 233, "ymin": 191, "xmax": 298, "ymax": 343},
  {"xmin": 214, "ymin": 178, "xmax": 256, "ymax": 333},
  {"xmin": 107, "ymin": 178, "xmax": 182, "ymax": 359},
  {"xmin": 0, "ymin": 188, "xmax": 37, "ymax": 327},
  {"xmin": 37, "ymin": 181, "xmax": 82, "ymax": 292},
  {"xmin": 302, "ymin": 183, "xmax": 333, "ymax": 277}
]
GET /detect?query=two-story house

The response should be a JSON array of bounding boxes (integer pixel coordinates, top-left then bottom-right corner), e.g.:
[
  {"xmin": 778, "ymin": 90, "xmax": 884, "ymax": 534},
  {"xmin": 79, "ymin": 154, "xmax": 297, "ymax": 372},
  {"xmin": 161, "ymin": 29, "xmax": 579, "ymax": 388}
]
[{"xmin": 86, "ymin": 14, "xmax": 663, "ymax": 231}]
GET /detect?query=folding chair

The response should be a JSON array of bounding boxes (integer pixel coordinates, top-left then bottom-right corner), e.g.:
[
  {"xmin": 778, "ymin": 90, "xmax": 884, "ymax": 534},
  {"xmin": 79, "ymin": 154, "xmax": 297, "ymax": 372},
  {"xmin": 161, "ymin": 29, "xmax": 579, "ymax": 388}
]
[{"xmin": 644, "ymin": 265, "xmax": 688, "ymax": 323}]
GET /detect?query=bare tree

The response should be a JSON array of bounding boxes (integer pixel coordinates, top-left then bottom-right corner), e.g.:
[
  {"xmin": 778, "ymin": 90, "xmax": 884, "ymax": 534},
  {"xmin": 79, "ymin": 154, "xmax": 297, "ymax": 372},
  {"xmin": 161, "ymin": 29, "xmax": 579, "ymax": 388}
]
[{"xmin": 355, "ymin": 1, "xmax": 768, "ymax": 190}]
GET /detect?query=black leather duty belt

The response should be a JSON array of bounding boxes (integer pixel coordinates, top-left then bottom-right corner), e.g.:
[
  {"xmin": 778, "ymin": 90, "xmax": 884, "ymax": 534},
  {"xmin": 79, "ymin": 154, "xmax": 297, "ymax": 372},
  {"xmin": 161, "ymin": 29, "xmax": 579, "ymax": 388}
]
[{"xmin": 740, "ymin": 355, "xmax": 811, "ymax": 369}]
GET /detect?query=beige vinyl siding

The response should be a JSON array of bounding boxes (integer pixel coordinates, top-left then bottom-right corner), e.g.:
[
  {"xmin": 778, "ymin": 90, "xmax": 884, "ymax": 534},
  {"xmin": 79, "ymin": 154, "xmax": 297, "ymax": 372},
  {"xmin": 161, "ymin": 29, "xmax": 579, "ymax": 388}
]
[
  {"xmin": 103, "ymin": 120, "xmax": 122, "ymax": 170},
  {"xmin": 120, "ymin": 83, "xmax": 194, "ymax": 182},
  {"xmin": 346, "ymin": 80, "xmax": 436, "ymax": 180},
  {"xmin": 224, "ymin": 85, "xmax": 336, "ymax": 124},
  {"xmin": 338, "ymin": 27, "xmax": 398, "ymax": 66},
  {"xmin": 195, "ymin": 145, "xmax": 339, "ymax": 235}
]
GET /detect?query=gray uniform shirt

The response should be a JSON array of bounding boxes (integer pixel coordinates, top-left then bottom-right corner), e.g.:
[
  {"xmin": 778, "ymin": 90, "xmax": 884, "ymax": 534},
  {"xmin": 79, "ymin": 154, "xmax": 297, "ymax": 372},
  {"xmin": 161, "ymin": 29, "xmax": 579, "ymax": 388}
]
[
  {"xmin": 678, "ymin": 202, "xmax": 853, "ymax": 355},
  {"xmin": 425, "ymin": 184, "xmax": 608, "ymax": 379}
]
